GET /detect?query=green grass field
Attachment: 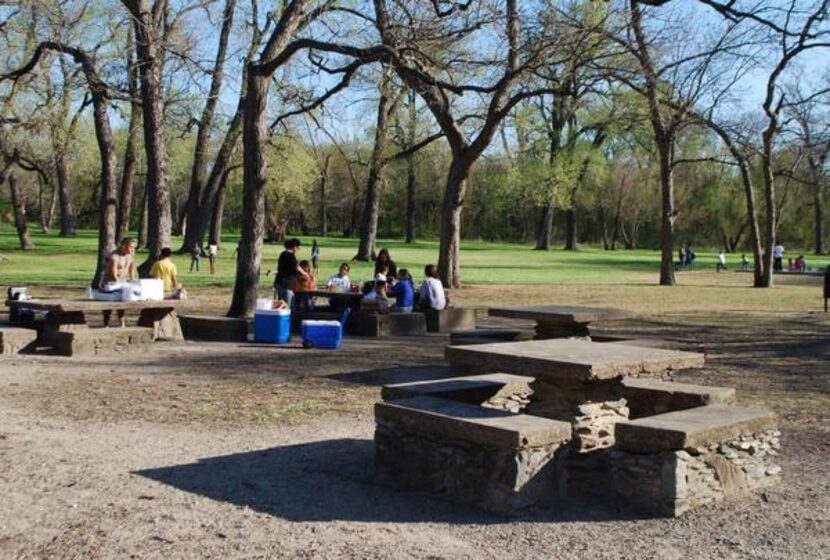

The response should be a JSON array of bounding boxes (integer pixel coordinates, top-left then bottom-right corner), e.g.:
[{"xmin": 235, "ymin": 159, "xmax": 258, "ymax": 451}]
[{"xmin": 1, "ymin": 225, "xmax": 828, "ymax": 290}]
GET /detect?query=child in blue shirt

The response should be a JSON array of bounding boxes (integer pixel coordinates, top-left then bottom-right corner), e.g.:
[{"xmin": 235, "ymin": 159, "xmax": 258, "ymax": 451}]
[{"xmin": 390, "ymin": 269, "xmax": 414, "ymax": 312}]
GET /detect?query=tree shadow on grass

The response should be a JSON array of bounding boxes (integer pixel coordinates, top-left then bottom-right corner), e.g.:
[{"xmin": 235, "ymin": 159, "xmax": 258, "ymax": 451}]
[{"xmin": 134, "ymin": 438, "xmax": 639, "ymax": 524}]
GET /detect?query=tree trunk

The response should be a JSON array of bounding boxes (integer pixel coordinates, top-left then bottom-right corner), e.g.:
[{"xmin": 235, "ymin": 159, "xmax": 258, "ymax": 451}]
[
  {"xmin": 37, "ymin": 174, "xmax": 50, "ymax": 233},
  {"xmin": 130, "ymin": 4, "xmax": 172, "ymax": 274},
  {"xmin": 209, "ymin": 169, "xmax": 228, "ymax": 246},
  {"xmin": 117, "ymin": 25, "xmax": 141, "ymax": 244},
  {"xmin": 437, "ymin": 160, "xmax": 472, "ymax": 288},
  {"xmin": 657, "ymin": 138, "xmax": 675, "ymax": 285},
  {"xmin": 55, "ymin": 152, "xmax": 76, "ymax": 236},
  {"xmin": 181, "ymin": 0, "xmax": 236, "ymax": 251},
  {"xmin": 8, "ymin": 172, "xmax": 34, "ymax": 250},
  {"xmin": 228, "ymin": 72, "xmax": 269, "ymax": 317},
  {"xmin": 355, "ymin": 67, "xmax": 393, "ymax": 261},
  {"xmin": 812, "ymin": 156, "xmax": 825, "ymax": 255},
  {"xmin": 319, "ymin": 154, "xmax": 331, "ymax": 237},
  {"xmin": 760, "ymin": 128, "xmax": 776, "ymax": 288},
  {"xmin": 564, "ymin": 207, "xmax": 577, "ymax": 250},
  {"xmin": 137, "ymin": 187, "xmax": 148, "ymax": 249},
  {"xmin": 405, "ymin": 87, "xmax": 417, "ymax": 244},
  {"xmin": 534, "ymin": 205, "xmax": 554, "ymax": 250},
  {"xmin": 89, "ymin": 90, "xmax": 119, "ymax": 289}
]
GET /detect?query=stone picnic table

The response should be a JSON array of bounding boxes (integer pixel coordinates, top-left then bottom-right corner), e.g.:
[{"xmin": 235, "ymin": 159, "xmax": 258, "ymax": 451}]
[
  {"xmin": 6, "ymin": 298, "xmax": 189, "ymax": 343},
  {"xmin": 446, "ymin": 338, "xmax": 705, "ymax": 452},
  {"xmin": 487, "ymin": 305, "xmax": 626, "ymax": 339}
]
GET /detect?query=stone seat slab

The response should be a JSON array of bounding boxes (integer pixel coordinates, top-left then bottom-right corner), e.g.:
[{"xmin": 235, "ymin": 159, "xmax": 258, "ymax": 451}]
[
  {"xmin": 381, "ymin": 373, "xmax": 534, "ymax": 403},
  {"xmin": 0, "ymin": 326, "xmax": 39, "ymax": 354},
  {"xmin": 445, "ymin": 339, "xmax": 705, "ymax": 383},
  {"xmin": 376, "ymin": 396, "xmax": 571, "ymax": 449},
  {"xmin": 616, "ymin": 405, "xmax": 777, "ymax": 453},
  {"xmin": 180, "ymin": 314, "xmax": 248, "ymax": 342},
  {"xmin": 449, "ymin": 328, "xmax": 533, "ymax": 346},
  {"xmin": 622, "ymin": 378, "xmax": 736, "ymax": 419},
  {"xmin": 53, "ymin": 326, "xmax": 155, "ymax": 356}
]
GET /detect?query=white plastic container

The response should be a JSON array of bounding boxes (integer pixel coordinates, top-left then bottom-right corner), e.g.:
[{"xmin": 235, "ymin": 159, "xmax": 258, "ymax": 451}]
[
  {"xmin": 256, "ymin": 298, "xmax": 273, "ymax": 310},
  {"xmin": 137, "ymin": 279, "xmax": 164, "ymax": 301}
]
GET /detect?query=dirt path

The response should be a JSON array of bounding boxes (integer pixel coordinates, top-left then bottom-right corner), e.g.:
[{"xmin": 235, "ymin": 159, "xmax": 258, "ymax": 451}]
[{"xmin": 1, "ymin": 304, "xmax": 828, "ymax": 558}]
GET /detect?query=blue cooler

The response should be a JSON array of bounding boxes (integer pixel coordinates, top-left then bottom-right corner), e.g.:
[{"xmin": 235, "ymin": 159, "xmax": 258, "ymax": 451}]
[
  {"xmin": 301, "ymin": 320, "xmax": 343, "ymax": 349},
  {"xmin": 254, "ymin": 309, "xmax": 291, "ymax": 343}
]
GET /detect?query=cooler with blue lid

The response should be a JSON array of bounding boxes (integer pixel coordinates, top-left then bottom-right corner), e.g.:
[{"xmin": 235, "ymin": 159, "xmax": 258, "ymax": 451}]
[
  {"xmin": 301, "ymin": 319, "xmax": 343, "ymax": 349},
  {"xmin": 254, "ymin": 309, "xmax": 291, "ymax": 343}
]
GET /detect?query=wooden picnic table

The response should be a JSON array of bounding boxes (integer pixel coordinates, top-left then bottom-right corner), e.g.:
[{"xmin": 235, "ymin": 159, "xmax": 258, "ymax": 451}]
[
  {"xmin": 488, "ymin": 305, "xmax": 626, "ymax": 339},
  {"xmin": 6, "ymin": 298, "xmax": 189, "ymax": 342}
]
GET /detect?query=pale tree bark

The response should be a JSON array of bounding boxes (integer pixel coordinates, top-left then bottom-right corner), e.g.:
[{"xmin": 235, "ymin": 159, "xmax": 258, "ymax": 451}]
[
  {"xmin": 7, "ymin": 171, "xmax": 34, "ymax": 250},
  {"xmin": 404, "ymin": 87, "xmax": 417, "ymax": 244},
  {"xmin": 180, "ymin": 0, "xmax": 236, "ymax": 251},
  {"xmin": 122, "ymin": 0, "xmax": 172, "ymax": 273},
  {"xmin": 320, "ymin": 153, "xmax": 331, "ymax": 237},
  {"xmin": 355, "ymin": 65, "xmax": 394, "ymax": 261},
  {"xmin": 209, "ymin": 167, "xmax": 230, "ymax": 246},
  {"xmin": 138, "ymin": 188, "xmax": 149, "ymax": 248},
  {"xmin": 117, "ymin": 25, "xmax": 141, "ymax": 244}
]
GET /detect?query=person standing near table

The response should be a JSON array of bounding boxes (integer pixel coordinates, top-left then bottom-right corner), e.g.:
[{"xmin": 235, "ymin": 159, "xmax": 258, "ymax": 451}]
[
  {"xmin": 773, "ymin": 242, "xmax": 785, "ymax": 272},
  {"xmin": 274, "ymin": 238, "xmax": 309, "ymax": 308},
  {"xmin": 100, "ymin": 237, "xmax": 137, "ymax": 327}
]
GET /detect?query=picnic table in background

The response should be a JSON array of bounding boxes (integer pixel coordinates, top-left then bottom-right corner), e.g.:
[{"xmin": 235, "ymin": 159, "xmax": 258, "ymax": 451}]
[{"xmin": 488, "ymin": 305, "xmax": 626, "ymax": 339}]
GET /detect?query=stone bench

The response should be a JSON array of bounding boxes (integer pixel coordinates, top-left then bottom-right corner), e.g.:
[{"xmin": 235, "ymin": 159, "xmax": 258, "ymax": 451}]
[
  {"xmin": 375, "ymin": 396, "xmax": 572, "ymax": 513},
  {"xmin": 0, "ymin": 326, "xmax": 38, "ymax": 354},
  {"xmin": 592, "ymin": 334, "xmax": 677, "ymax": 349},
  {"xmin": 52, "ymin": 326, "xmax": 155, "ymax": 356},
  {"xmin": 424, "ymin": 307, "xmax": 477, "ymax": 333},
  {"xmin": 611, "ymin": 405, "xmax": 780, "ymax": 517},
  {"xmin": 622, "ymin": 378, "xmax": 736, "ymax": 419},
  {"xmin": 350, "ymin": 312, "xmax": 426, "ymax": 337},
  {"xmin": 180, "ymin": 314, "xmax": 248, "ymax": 342},
  {"xmin": 449, "ymin": 328, "xmax": 532, "ymax": 346},
  {"xmin": 381, "ymin": 373, "xmax": 534, "ymax": 413}
]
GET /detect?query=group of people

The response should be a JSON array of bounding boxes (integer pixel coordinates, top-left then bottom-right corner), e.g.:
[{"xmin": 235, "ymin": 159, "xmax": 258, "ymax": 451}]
[
  {"xmin": 187, "ymin": 242, "xmax": 219, "ymax": 275},
  {"xmin": 273, "ymin": 240, "xmax": 447, "ymax": 314},
  {"xmin": 676, "ymin": 243, "xmax": 696, "ymax": 270}
]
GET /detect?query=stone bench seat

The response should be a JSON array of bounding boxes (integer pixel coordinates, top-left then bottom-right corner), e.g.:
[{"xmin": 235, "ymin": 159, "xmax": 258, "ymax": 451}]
[
  {"xmin": 622, "ymin": 378, "xmax": 737, "ymax": 419},
  {"xmin": 449, "ymin": 328, "xmax": 532, "ymax": 346},
  {"xmin": 0, "ymin": 326, "xmax": 39, "ymax": 354},
  {"xmin": 612, "ymin": 406, "xmax": 780, "ymax": 517},
  {"xmin": 350, "ymin": 312, "xmax": 426, "ymax": 337},
  {"xmin": 180, "ymin": 314, "xmax": 248, "ymax": 342},
  {"xmin": 424, "ymin": 307, "xmax": 478, "ymax": 333},
  {"xmin": 52, "ymin": 326, "xmax": 155, "ymax": 356},
  {"xmin": 375, "ymin": 396, "xmax": 571, "ymax": 513},
  {"xmin": 381, "ymin": 373, "xmax": 534, "ymax": 412}
]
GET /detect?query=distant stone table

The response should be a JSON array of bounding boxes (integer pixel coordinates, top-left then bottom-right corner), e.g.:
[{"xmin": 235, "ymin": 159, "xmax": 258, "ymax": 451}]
[
  {"xmin": 445, "ymin": 338, "xmax": 705, "ymax": 452},
  {"xmin": 488, "ymin": 305, "xmax": 626, "ymax": 339}
]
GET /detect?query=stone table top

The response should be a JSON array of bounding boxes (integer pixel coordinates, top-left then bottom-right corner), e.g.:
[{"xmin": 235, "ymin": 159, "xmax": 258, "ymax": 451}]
[
  {"xmin": 488, "ymin": 305, "xmax": 626, "ymax": 323},
  {"xmin": 445, "ymin": 338, "xmax": 705, "ymax": 383},
  {"xmin": 615, "ymin": 405, "xmax": 778, "ymax": 453},
  {"xmin": 6, "ymin": 299, "xmax": 190, "ymax": 313}
]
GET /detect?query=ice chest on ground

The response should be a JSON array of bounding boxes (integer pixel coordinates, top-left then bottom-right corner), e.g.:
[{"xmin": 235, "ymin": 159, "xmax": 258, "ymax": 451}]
[
  {"xmin": 254, "ymin": 309, "xmax": 291, "ymax": 343},
  {"xmin": 301, "ymin": 320, "xmax": 342, "ymax": 349}
]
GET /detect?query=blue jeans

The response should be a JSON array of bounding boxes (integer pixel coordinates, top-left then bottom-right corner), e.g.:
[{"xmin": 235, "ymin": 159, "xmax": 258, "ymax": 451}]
[{"xmin": 274, "ymin": 278, "xmax": 294, "ymax": 308}]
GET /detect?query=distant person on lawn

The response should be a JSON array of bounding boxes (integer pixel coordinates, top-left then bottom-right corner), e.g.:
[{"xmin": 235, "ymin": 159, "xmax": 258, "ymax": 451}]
[
  {"xmin": 773, "ymin": 242, "xmax": 784, "ymax": 272},
  {"xmin": 311, "ymin": 240, "xmax": 321, "ymax": 277},
  {"xmin": 150, "ymin": 247, "xmax": 181, "ymax": 295},
  {"xmin": 208, "ymin": 240, "xmax": 218, "ymax": 275},
  {"xmin": 716, "ymin": 251, "xmax": 727, "ymax": 272},
  {"xmin": 417, "ymin": 264, "xmax": 446, "ymax": 310},
  {"xmin": 100, "ymin": 237, "xmax": 137, "ymax": 327}
]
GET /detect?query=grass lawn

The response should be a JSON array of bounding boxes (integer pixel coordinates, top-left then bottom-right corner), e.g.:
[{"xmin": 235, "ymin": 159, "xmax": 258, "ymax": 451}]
[{"xmin": 1, "ymin": 225, "xmax": 828, "ymax": 315}]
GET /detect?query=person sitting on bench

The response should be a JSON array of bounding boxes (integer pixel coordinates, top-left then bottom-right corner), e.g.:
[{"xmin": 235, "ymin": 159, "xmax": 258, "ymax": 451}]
[{"xmin": 417, "ymin": 264, "xmax": 446, "ymax": 311}]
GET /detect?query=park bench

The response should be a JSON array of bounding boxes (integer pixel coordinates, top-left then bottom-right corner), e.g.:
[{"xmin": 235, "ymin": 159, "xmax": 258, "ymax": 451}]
[
  {"xmin": 180, "ymin": 314, "xmax": 248, "ymax": 342},
  {"xmin": 375, "ymin": 396, "xmax": 572, "ymax": 513},
  {"xmin": 612, "ymin": 405, "xmax": 780, "ymax": 517},
  {"xmin": 424, "ymin": 307, "xmax": 478, "ymax": 333},
  {"xmin": 621, "ymin": 378, "xmax": 736, "ymax": 419},
  {"xmin": 0, "ymin": 325, "xmax": 38, "ymax": 354},
  {"xmin": 52, "ymin": 326, "xmax": 154, "ymax": 356},
  {"xmin": 449, "ymin": 328, "xmax": 532, "ymax": 346},
  {"xmin": 381, "ymin": 372, "xmax": 534, "ymax": 412},
  {"xmin": 350, "ymin": 311, "xmax": 426, "ymax": 337}
]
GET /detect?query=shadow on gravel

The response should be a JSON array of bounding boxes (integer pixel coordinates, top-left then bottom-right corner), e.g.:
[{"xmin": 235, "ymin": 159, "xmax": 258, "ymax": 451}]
[
  {"xmin": 329, "ymin": 366, "xmax": 458, "ymax": 386},
  {"xmin": 135, "ymin": 438, "xmax": 638, "ymax": 524}
]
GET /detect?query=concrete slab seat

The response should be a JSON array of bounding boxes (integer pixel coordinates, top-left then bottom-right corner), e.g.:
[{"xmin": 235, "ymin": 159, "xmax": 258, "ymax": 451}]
[
  {"xmin": 591, "ymin": 334, "xmax": 678, "ymax": 349},
  {"xmin": 449, "ymin": 328, "xmax": 533, "ymax": 346},
  {"xmin": 381, "ymin": 373, "xmax": 534, "ymax": 413},
  {"xmin": 350, "ymin": 312, "xmax": 426, "ymax": 337},
  {"xmin": 0, "ymin": 326, "xmax": 38, "ymax": 354},
  {"xmin": 375, "ymin": 396, "xmax": 572, "ymax": 513},
  {"xmin": 612, "ymin": 406, "xmax": 780, "ymax": 517},
  {"xmin": 52, "ymin": 326, "xmax": 155, "ymax": 356},
  {"xmin": 622, "ymin": 378, "xmax": 736, "ymax": 419},
  {"xmin": 424, "ymin": 307, "xmax": 478, "ymax": 333},
  {"xmin": 179, "ymin": 314, "xmax": 248, "ymax": 342}
]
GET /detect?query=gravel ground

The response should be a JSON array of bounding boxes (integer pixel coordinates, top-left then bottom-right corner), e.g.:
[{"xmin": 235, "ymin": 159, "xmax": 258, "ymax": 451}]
[{"xmin": 0, "ymin": 304, "xmax": 828, "ymax": 559}]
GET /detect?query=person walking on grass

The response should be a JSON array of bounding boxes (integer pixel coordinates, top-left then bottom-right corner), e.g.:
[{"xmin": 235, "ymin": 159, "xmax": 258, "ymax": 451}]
[
  {"xmin": 208, "ymin": 240, "xmax": 218, "ymax": 275},
  {"xmin": 189, "ymin": 243, "xmax": 202, "ymax": 273},
  {"xmin": 716, "ymin": 251, "xmax": 727, "ymax": 272},
  {"xmin": 311, "ymin": 240, "xmax": 321, "ymax": 277},
  {"xmin": 100, "ymin": 237, "xmax": 137, "ymax": 327}
]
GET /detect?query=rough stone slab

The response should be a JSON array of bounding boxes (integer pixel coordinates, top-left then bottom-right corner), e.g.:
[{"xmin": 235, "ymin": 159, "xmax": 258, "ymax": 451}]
[
  {"xmin": 445, "ymin": 339, "xmax": 705, "ymax": 383},
  {"xmin": 6, "ymin": 298, "xmax": 190, "ymax": 313},
  {"xmin": 376, "ymin": 396, "xmax": 571, "ymax": 449},
  {"xmin": 0, "ymin": 327, "xmax": 38, "ymax": 354},
  {"xmin": 623, "ymin": 378, "xmax": 736, "ymax": 419},
  {"xmin": 381, "ymin": 373, "xmax": 534, "ymax": 403},
  {"xmin": 53, "ymin": 326, "xmax": 154, "ymax": 356},
  {"xmin": 489, "ymin": 305, "xmax": 625, "ymax": 323},
  {"xmin": 424, "ymin": 307, "xmax": 477, "ymax": 333},
  {"xmin": 388, "ymin": 312, "xmax": 427, "ymax": 336},
  {"xmin": 180, "ymin": 314, "xmax": 248, "ymax": 342},
  {"xmin": 450, "ymin": 329, "xmax": 533, "ymax": 346},
  {"xmin": 592, "ymin": 335, "xmax": 678, "ymax": 349},
  {"xmin": 616, "ymin": 405, "xmax": 777, "ymax": 453}
]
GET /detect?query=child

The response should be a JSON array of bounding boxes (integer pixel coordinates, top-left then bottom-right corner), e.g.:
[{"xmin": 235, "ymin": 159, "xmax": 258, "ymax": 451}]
[
  {"xmin": 390, "ymin": 269, "xmax": 414, "ymax": 312},
  {"xmin": 208, "ymin": 240, "xmax": 218, "ymax": 275},
  {"xmin": 362, "ymin": 280, "xmax": 391, "ymax": 314},
  {"xmin": 326, "ymin": 262, "xmax": 352, "ymax": 292},
  {"xmin": 741, "ymin": 254, "xmax": 750, "ymax": 271},
  {"xmin": 189, "ymin": 243, "xmax": 202, "ymax": 273},
  {"xmin": 311, "ymin": 240, "xmax": 321, "ymax": 276},
  {"xmin": 293, "ymin": 260, "xmax": 316, "ymax": 312},
  {"xmin": 716, "ymin": 251, "xmax": 727, "ymax": 272}
]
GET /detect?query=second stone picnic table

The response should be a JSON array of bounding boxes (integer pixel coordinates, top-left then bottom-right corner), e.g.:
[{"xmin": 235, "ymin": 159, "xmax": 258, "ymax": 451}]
[{"xmin": 488, "ymin": 305, "xmax": 626, "ymax": 339}]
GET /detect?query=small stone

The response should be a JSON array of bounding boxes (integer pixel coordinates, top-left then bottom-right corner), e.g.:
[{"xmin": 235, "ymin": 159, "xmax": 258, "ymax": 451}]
[{"xmin": 765, "ymin": 465, "xmax": 782, "ymax": 476}]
